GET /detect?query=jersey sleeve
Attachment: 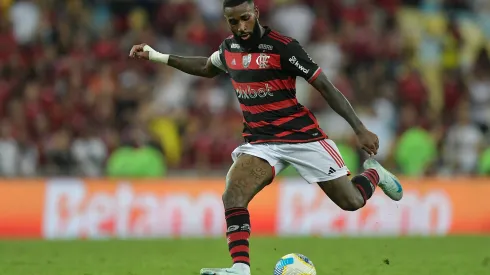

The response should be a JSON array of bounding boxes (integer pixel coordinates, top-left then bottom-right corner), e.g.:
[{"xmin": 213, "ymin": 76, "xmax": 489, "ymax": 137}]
[
  {"xmin": 210, "ymin": 50, "xmax": 227, "ymax": 72},
  {"xmin": 209, "ymin": 41, "xmax": 229, "ymax": 73},
  {"xmin": 281, "ymin": 39, "xmax": 322, "ymax": 83}
]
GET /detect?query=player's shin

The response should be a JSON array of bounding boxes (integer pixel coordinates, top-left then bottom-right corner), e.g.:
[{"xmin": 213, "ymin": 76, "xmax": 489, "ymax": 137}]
[
  {"xmin": 351, "ymin": 169, "xmax": 380, "ymax": 205},
  {"xmin": 225, "ymin": 208, "xmax": 251, "ymax": 273}
]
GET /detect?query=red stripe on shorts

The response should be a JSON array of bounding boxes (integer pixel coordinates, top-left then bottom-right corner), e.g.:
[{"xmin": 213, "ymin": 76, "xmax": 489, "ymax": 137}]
[
  {"xmin": 319, "ymin": 140, "xmax": 344, "ymax": 168},
  {"xmin": 323, "ymin": 140, "xmax": 345, "ymax": 167}
]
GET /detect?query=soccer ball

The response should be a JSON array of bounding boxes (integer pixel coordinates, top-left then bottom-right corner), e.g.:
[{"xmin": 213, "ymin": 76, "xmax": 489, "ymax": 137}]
[{"xmin": 273, "ymin": 253, "xmax": 316, "ymax": 275}]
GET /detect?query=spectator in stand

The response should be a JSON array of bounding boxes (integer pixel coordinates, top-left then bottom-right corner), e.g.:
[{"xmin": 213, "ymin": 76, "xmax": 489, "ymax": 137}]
[
  {"xmin": 392, "ymin": 104, "xmax": 438, "ymax": 176},
  {"xmin": 442, "ymin": 100, "xmax": 485, "ymax": 175},
  {"xmin": 467, "ymin": 48, "xmax": 490, "ymax": 134},
  {"xmin": 106, "ymin": 126, "xmax": 166, "ymax": 178},
  {"xmin": 71, "ymin": 122, "xmax": 108, "ymax": 177},
  {"xmin": 0, "ymin": 120, "xmax": 19, "ymax": 176},
  {"xmin": 479, "ymin": 145, "xmax": 490, "ymax": 176},
  {"xmin": 0, "ymin": 0, "xmax": 488, "ymax": 177}
]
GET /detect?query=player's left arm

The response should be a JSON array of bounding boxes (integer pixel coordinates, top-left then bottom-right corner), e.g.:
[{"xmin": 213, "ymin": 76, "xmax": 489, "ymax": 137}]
[
  {"xmin": 313, "ymin": 73, "xmax": 379, "ymax": 154},
  {"xmin": 282, "ymin": 40, "xmax": 378, "ymax": 154},
  {"xmin": 311, "ymin": 73, "xmax": 366, "ymax": 134}
]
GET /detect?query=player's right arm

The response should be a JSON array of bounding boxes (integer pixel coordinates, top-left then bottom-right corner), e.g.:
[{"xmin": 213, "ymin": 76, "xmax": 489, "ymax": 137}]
[
  {"xmin": 281, "ymin": 39, "xmax": 379, "ymax": 155},
  {"xmin": 129, "ymin": 43, "xmax": 225, "ymax": 78}
]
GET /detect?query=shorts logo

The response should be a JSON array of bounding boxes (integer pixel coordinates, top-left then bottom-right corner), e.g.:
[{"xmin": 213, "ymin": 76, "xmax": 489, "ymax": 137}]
[
  {"xmin": 231, "ymin": 43, "xmax": 241, "ymax": 49},
  {"xmin": 256, "ymin": 53, "xmax": 270, "ymax": 69},
  {"xmin": 289, "ymin": 56, "xmax": 310, "ymax": 74},
  {"xmin": 258, "ymin": 44, "xmax": 273, "ymax": 51},
  {"xmin": 242, "ymin": 54, "xmax": 251, "ymax": 68}
]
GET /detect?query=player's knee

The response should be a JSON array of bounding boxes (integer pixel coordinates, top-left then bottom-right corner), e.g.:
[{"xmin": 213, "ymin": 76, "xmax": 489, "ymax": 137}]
[
  {"xmin": 222, "ymin": 184, "xmax": 248, "ymax": 209},
  {"xmin": 338, "ymin": 195, "xmax": 365, "ymax": 211}
]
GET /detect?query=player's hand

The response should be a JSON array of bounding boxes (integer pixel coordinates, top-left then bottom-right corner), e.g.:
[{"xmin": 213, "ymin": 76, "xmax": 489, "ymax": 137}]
[
  {"xmin": 356, "ymin": 129, "xmax": 379, "ymax": 156},
  {"xmin": 129, "ymin": 43, "xmax": 150, "ymax": 60}
]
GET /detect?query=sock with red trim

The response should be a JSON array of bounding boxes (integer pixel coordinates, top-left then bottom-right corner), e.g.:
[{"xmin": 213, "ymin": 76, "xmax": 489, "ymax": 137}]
[
  {"xmin": 225, "ymin": 207, "xmax": 251, "ymax": 269},
  {"xmin": 351, "ymin": 168, "xmax": 380, "ymax": 205}
]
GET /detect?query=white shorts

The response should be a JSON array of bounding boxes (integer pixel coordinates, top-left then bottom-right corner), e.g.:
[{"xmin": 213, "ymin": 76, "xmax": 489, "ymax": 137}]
[{"xmin": 231, "ymin": 139, "xmax": 350, "ymax": 183}]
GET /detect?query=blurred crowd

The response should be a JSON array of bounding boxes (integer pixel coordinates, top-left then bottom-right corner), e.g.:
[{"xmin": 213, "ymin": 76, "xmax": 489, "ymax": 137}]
[{"xmin": 0, "ymin": 0, "xmax": 489, "ymax": 178}]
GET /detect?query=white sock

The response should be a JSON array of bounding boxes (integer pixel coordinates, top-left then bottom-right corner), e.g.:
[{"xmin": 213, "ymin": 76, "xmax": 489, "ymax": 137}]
[{"xmin": 232, "ymin": 263, "xmax": 251, "ymax": 274}]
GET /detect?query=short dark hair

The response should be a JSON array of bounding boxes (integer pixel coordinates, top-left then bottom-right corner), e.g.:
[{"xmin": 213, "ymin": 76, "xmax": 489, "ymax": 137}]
[{"xmin": 223, "ymin": 0, "xmax": 254, "ymax": 9}]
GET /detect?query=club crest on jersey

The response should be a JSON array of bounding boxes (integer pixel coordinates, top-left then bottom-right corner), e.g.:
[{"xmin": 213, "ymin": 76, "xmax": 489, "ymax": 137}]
[
  {"xmin": 256, "ymin": 53, "xmax": 270, "ymax": 69},
  {"xmin": 242, "ymin": 54, "xmax": 252, "ymax": 68}
]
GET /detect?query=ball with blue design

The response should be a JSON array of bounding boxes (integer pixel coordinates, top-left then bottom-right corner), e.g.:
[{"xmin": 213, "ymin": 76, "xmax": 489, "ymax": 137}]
[{"xmin": 274, "ymin": 253, "xmax": 316, "ymax": 275}]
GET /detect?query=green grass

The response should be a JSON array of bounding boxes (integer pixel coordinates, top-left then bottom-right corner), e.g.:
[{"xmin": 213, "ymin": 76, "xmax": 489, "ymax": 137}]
[{"xmin": 0, "ymin": 236, "xmax": 489, "ymax": 275}]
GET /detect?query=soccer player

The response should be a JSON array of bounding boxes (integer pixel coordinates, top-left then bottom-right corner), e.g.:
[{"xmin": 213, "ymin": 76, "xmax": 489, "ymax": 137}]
[{"xmin": 129, "ymin": 0, "xmax": 403, "ymax": 274}]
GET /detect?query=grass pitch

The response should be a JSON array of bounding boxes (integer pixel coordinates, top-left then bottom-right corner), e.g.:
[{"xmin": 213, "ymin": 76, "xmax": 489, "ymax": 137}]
[{"xmin": 0, "ymin": 236, "xmax": 489, "ymax": 275}]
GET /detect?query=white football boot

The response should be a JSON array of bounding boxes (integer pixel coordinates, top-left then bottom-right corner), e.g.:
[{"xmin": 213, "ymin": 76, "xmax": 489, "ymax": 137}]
[
  {"xmin": 201, "ymin": 263, "xmax": 250, "ymax": 275},
  {"xmin": 200, "ymin": 267, "xmax": 249, "ymax": 275},
  {"xmin": 363, "ymin": 157, "xmax": 403, "ymax": 201}
]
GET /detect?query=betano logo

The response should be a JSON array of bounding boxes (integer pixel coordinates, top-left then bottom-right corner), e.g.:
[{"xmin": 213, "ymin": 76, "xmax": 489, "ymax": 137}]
[
  {"xmin": 288, "ymin": 56, "xmax": 310, "ymax": 74},
  {"xmin": 235, "ymin": 83, "xmax": 274, "ymax": 99},
  {"xmin": 277, "ymin": 182, "xmax": 453, "ymax": 236},
  {"xmin": 42, "ymin": 181, "xmax": 225, "ymax": 238}
]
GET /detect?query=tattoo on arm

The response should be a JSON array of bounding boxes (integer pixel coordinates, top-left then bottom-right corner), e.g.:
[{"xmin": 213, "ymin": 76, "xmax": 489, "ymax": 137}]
[
  {"xmin": 311, "ymin": 73, "xmax": 366, "ymax": 134},
  {"xmin": 167, "ymin": 55, "xmax": 221, "ymax": 78}
]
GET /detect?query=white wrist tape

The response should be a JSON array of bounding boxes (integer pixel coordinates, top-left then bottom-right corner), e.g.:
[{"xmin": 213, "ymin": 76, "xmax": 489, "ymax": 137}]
[{"xmin": 143, "ymin": 45, "xmax": 169, "ymax": 64}]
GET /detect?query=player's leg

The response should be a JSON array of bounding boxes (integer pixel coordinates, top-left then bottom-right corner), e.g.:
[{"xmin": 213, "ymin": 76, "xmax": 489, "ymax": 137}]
[
  {"xmin": 277, "ymin": 139, "xmax": 402, "ymax": 211},
  {"xmin": 201, "ymin": 155, "xmax": 273, "ymax": 275},
  {"xmin": 222, "ymin": 155, "xmax": 273, "ymax": 271},
  {"xmin": 317, "ymin": 172, "xmax": 376, "ymax": 211},
  {"xmin": 201, "ymin": 146, "xmax": 287, "ymax": 275},
  {"xmin": 319, "ymin": 157, "xmax": 403, "ymax": 210},
  {"xmin": 222, "ymin": 154, "xmax": 274, "ymax": 208}
]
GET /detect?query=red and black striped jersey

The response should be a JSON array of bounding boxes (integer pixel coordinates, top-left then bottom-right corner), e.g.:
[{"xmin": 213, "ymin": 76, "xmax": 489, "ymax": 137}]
[{"xmin": 212, "ymin": 27, "xmax": 327, "ymax": 144}]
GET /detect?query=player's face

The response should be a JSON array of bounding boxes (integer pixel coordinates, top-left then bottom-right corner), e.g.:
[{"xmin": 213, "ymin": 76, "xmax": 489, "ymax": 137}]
[{"xmin": 224, "ymin": 2, "xmax": 261, "ymax": 47}]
